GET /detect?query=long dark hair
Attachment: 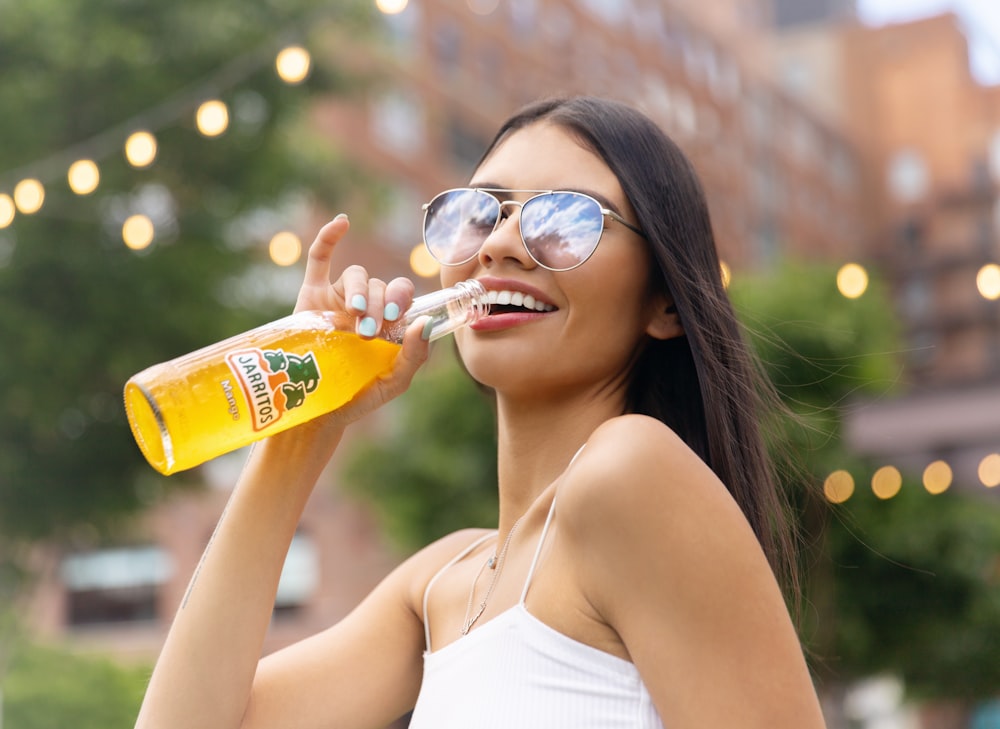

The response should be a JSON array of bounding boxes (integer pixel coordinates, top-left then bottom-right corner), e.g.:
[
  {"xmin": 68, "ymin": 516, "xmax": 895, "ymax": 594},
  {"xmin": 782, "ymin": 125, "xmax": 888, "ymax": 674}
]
[{"xmin": 479, "ymin": 96, "xmax": 800, "ymax": 601}]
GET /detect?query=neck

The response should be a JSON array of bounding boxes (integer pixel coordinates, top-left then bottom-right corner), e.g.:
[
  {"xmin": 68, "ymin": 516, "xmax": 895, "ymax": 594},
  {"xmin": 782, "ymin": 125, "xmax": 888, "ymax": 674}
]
[{"xmin": 493, "ymin": 390, "xmax": 625, "ymax": 533}]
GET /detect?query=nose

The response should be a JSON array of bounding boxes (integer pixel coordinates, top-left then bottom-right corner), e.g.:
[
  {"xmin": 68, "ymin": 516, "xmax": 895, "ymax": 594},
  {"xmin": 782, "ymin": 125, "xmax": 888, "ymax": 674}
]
[{"xmin": 477, "ymin": 200, "xmax": 536, "ymax": 270}]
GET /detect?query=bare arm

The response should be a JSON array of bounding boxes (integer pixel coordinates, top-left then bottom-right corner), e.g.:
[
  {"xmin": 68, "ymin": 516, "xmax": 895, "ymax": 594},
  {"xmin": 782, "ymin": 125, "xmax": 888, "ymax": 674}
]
[
  {"xmin": 134, "ymin": 217, "xmax": 434, "ymax": 729},
  {"xmin": 562, "ymin": 415, "xmax": 827, "ymax": 728}
]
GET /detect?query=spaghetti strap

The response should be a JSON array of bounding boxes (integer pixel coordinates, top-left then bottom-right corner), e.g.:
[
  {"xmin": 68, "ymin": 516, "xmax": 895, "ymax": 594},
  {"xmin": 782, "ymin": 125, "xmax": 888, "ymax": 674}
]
[
  {"xmin": 519, "ymin": 494, "xmax": 557, "ymax": 605},
  {"xmin": 422, "ymin": 531, "xmax": 497, "ymax": 652},
  {"xmin": 520, "ymin": 443, "xmax": 586, "ymax": 605}
]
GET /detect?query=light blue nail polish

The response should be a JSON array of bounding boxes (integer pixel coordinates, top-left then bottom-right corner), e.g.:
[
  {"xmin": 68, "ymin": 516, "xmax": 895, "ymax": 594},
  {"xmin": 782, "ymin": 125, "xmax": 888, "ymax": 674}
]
[
  {"xmin": 421, "ymin": 319, "xmax": 435, "ymax": 341},
  {"xmin": 359, "ymin": 317, "xmax": 377, "ymax": 337},
  {"xmin": 383, "ymin": 302, "xmax": 400, "ymax": 322},
  {"xmin": 351, "ymin": 294, "xmax": 367, "ymax": 312}
]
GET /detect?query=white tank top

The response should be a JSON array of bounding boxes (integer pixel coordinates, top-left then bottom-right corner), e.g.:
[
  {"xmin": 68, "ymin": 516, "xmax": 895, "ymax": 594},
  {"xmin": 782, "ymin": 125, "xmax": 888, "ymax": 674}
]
[{"xmin": 408, "ymin": 495, "xmax": 665, "ymax": 729}]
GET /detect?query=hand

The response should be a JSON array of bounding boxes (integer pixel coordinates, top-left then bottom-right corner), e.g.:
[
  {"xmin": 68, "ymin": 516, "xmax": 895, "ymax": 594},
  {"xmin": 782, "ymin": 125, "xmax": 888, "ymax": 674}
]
[{"xmin": 290, "ymin": 214, "xmax": 431, "ymax": 428}]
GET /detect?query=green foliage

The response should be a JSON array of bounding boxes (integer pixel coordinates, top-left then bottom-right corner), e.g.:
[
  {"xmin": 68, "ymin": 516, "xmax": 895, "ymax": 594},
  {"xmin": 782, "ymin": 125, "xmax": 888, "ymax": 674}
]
[
  {"xmin": 0, "ymin": 0, "xmax": 375, "ymax": 543},
  {"xmin": 344, "ymin": 347, "xmax": 499, "ymax": 550},
  {"xmin": 732, "ymin": 261, "xmax": 1000, "ymax": 701},
  {"xmin": 3, "ymin": 641, "xmax": 149, "ymax": 729},
  {"xmin": 825, "ymin": 484, "xmax": 1000, "ymax": 699}
]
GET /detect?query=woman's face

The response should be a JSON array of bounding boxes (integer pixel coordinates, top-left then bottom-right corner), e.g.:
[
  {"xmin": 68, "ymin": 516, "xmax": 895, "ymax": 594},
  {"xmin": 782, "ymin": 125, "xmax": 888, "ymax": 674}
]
[{"xmin": 440, "ymin": 121, "xmax": 672, "ymax": 404}]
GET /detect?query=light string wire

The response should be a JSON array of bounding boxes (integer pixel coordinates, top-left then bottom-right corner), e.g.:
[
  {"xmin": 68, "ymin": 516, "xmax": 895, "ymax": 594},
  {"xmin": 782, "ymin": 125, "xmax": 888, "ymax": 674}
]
[{"xmin": 0, "ymin": 3, "xmax": 354, "ymax": 193}]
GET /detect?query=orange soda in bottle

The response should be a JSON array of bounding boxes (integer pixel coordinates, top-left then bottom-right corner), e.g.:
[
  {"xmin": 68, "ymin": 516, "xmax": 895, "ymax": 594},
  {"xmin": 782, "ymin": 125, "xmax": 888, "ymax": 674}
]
[{"xmin": 124, "ymin": 280, "xmax": 488, "ymax": 475}]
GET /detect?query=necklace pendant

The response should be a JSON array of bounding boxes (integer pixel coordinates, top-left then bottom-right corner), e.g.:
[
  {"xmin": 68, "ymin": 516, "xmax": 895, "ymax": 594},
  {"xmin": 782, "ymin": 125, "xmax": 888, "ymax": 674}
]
[{"xmin": 487, "ymin": 555, "xmax": 497, "ymax": 569}]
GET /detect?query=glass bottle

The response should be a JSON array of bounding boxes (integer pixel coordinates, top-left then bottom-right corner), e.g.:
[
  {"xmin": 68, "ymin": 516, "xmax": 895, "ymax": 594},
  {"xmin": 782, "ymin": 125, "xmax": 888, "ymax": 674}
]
[{"xmin": 124, "ymin": 280, "xmax": 488, "ymax": 475}]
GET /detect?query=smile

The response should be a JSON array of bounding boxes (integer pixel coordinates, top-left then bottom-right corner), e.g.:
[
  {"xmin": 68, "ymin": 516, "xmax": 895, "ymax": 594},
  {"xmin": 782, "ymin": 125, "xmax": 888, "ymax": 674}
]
[{"xmin": 480, "ymin": 289, "xmax": 556, "ymax": 314}]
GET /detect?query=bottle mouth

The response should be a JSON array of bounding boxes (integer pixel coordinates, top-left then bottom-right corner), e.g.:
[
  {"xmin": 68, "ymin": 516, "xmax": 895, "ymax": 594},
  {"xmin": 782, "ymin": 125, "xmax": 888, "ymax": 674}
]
[{"xmin": 123, "ymin": 380, "xmax": 175, "ymax": 475}]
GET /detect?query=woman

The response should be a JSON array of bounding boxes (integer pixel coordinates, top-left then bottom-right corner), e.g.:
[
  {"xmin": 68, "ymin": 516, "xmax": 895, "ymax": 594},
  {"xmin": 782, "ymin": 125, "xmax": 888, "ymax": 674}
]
[{"xmin": 134, "ymin": 97, "xmax": 827, "ymax": 728}]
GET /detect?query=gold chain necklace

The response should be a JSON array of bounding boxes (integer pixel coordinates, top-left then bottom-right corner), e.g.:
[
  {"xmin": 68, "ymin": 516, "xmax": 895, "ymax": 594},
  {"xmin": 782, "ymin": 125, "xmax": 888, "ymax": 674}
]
[{"xmin": 460, "ymin": 517, "xmax": 522, "ymax": 635}]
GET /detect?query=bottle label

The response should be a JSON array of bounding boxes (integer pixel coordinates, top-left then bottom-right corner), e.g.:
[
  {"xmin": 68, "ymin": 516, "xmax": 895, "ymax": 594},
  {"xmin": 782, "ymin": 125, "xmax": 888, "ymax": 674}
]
[{"xmin": 225, "ymin": 348, "xmax": 322, "ymax": 431}]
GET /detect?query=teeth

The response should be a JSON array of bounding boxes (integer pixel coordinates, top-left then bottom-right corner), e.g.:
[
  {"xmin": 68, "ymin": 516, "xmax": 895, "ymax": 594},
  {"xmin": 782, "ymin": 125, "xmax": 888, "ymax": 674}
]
[{"xmin": 481, "ymin": 289, "xmax": 555, "ymax": 312}]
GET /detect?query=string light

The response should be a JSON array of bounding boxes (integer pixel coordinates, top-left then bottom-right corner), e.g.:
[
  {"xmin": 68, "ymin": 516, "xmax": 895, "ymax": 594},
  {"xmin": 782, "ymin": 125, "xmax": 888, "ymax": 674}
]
[
  {"xmin": 977, "ymin": 264, "xmax": 1000, "ymax": 300},
  {"xmin": 824, "ymin": 470, "xmax": 854, "ymax": 504},
  {"xmin": 979, "ymin": 453, "xmax": 1000, "ymax": 487},
  {"xmin": 410, "ymin": 243, "xmax": 440, "ymax": 278},
  {"xmin": 837, "ymin": 262, "xmax": 868, "ymax": 299},
  {"xmin": 268, "ymin": 231, "xmax": 302, "ymax": 266},
  {"xmin": 196, "ymin": 100, "xmax": 230, "ymax": 137},
  {"xmin": 922, "ymin": 460, "xmax": 952, "ymax": 494},
  {"xmin": 0, "ymin": 194, "xmax": 15, "ymax": 228},
  {"xmin": 13, "ymin": 179, "xmax": 45, "ymax": 214},
  {"xmin": 122, "ymin": 214, "xmax": 155, "ymax": 250},
  {"xmin": 68, "ymin": 159, "xmax": 100, "ymax": 195},
  {"xmin": 125, "ymin": 131, "xmax": 158, "ymax": 168},
  {"xmin": 871, "ymin": 465, "xmax": 902, "ymax": 499},
  {"xmin": 719, "ymin": 260, "xmax": 731, "ymax": 288},
  {"xmin": 275, "ymin": 46, "xmax": 311, "ymax": 85},
  {"xmin": 375, "ymin": 0, "xmax": 408, "ymax": 14}
]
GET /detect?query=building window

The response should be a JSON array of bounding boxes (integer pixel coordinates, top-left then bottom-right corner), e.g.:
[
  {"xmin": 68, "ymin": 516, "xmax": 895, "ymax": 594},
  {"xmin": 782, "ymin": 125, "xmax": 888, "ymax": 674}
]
[
  {"xmin": 446, "ymin": 116, "xmax": 490, "ymax": 173},
  {"xmin": 371, "ymin": 91, "xmax": 426, "ymax": 159},
  {"xmin": 430, "ymin": 19, "xmax": 461, "ymax": 75},
  {"xmin": 61, "ymin": 546, "xmax": 173, "ymax": 627},
  {"xmin": 887, "ymin": 149, "xmax": 929, "ymax": 203}
]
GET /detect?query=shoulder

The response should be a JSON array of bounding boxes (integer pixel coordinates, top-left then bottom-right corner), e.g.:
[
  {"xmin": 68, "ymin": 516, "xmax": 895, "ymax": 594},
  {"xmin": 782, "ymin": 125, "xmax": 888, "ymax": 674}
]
[
  {"xmin": 559, "ymin": 414, "xmax": 737, "ymax": 528},
  {"xmin": 557, "ymin": 414, "xmax": 771, "ymax": 615}
]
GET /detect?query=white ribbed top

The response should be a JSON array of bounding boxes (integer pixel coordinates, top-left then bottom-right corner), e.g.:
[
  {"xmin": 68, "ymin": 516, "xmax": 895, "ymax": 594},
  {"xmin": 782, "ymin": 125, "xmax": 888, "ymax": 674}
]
[{"xmin": 408, "ymin": 496, "xmax": 665, "ymax": 729}]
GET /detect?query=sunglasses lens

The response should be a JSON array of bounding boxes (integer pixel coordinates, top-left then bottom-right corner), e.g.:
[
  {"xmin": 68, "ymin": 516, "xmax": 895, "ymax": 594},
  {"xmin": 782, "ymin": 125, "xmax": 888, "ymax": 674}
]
[
  {"xmin": 520, "ymin": 192, "xmax": 604, "ymax": 271},
  {"xmin": 423, "ymin": 189, "xmax": 498, "ymax": 265}
]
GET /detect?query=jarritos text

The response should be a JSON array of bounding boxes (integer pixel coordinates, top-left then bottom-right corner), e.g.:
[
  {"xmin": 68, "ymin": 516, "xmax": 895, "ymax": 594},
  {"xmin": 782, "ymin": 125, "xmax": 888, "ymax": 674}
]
[{"xmin": 225, "ymin": 348, "xmax": 321, "ymax": 431}]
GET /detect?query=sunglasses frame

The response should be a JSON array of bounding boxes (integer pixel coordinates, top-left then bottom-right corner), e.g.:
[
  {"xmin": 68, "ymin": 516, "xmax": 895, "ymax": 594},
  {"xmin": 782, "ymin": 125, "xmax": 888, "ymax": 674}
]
[{"xmin": 422, "ymin": 187, "xmax": 646, "ymax": 272}]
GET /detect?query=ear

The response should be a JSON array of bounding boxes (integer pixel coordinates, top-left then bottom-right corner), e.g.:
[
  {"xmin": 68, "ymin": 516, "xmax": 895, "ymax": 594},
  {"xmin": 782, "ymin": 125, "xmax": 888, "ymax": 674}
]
[{"xmin": 645, "ymin": 292, "xmax": 684, "ymax": 341}]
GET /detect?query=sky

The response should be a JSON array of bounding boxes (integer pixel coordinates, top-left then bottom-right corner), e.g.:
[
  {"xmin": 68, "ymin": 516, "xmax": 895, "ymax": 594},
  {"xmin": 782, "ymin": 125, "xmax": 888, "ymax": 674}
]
[{"xmin": 857, "ymin": 0, "xmax": 1000, "ymax": 84}]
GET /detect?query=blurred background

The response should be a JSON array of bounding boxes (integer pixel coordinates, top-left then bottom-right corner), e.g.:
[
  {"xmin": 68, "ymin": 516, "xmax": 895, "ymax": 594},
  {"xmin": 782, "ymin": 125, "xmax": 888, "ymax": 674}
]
[{"xmin": 1, "ymin": 0, "xmax": 999, "ymax": 727}]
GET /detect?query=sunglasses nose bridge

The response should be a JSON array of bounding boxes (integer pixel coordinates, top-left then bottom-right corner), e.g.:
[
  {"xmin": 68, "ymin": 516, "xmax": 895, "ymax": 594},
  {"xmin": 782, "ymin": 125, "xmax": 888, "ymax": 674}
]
[{"xmin": 477, "ymin": 199, "xmax": 537, "ymax": 269}]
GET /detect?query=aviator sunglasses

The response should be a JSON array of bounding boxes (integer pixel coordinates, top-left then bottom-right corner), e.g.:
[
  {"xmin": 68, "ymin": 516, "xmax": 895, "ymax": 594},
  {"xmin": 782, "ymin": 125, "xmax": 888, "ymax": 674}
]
[{"xmin": 422, "ymin": 188, "xmax": 646, "ymax": 272}]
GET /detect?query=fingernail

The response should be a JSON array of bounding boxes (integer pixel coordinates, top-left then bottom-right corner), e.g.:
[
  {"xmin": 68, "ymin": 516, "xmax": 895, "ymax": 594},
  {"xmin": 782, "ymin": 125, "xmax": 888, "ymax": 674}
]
[
  {"xmin": 359, "ymin": 317, "xmax": 377, "ymax": 337},
  {"xmin": 333, "ymin": 213, "xmax": 348, "ymax": 222},
  {"xmin": 383, "ymin": 302, "xmax": 400, "ymax": 322},
  {"xmin": 351, "ymin": 294, "xmax": 367, "ymax": 312},
  {"xmin": 421, "ymin": 319, "xmax": 435, "ymax": 341}
]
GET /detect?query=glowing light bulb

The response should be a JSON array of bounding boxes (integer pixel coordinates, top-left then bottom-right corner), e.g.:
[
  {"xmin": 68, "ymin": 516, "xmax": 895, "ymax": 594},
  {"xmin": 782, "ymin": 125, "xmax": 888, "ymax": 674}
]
[
  {"xmin": 837, "ymin": 262, "xmax": 868, "ymax": 299},
  {"xmin": 196, "ymin": 100, "xmax": 230, "ymax": 137},
  {"xmin": 276, "ymin": 46, "xmax": 311, "ymax": 84},
  {"xmin": 922, "ymin": 460, "xmax": 952, "ymax": 495},
  {"xmin": 871, "ymin": 465, "xmax": 902, "ymax": 499},
  {"xmin": 125, "ymin": 131, "xmax": 158, "ymax": 168},
  {"xmin": 410, "ymin": 243, "xmax": 440, "ymax": 278},
  {"xmin": 68, "ymin": 159, "xmax": 100, "ymax": 195},
  {"xmin": 719, "ymin": 260, "xmax": 731, "ymax": 288},
  {"xmin": 376, "ymin": 0, "xmax": 408, "ymax": 14},
  {"xmin": 977, "ymin": 264, "xmax": 1000, "ymax": 300},
  {"xmin": 979, "ymin": 453, "xmax": 1000, "ymax": 487},
  {"xmin": 823, "ymin": 470, "xmax": 854, "ymax": 504},
  {"xmin": 0, "ymin": 194, "xmax": 15, "ymax": 228},
  {"xmin": 14, "ymin": 179, "xmax": 44, "ymax": 214},
  {"xmin": 269, "ymin": 231, "xmax": 302, "ymax": 266},
  {"xmin": 123, "ymin": 214, "xmax": 155, "ymax": 250}
]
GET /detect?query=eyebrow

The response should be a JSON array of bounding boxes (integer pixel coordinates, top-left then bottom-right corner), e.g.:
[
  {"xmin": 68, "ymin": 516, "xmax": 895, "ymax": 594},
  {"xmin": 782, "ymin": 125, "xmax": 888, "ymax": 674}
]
[{"xmin": 468, "ymin": 182, "xmax": 628, "ymax": 218}]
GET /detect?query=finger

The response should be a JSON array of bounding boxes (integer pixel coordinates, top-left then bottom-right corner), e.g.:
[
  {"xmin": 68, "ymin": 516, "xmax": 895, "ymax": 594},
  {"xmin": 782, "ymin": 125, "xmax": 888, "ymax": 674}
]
[
  {"xmin": 382, "ymin": 277, "xmax": 416, "ymax": 324},
  {"xmin": 302, "ymin": 215, "xmax": 350, "ymax": 290},
  {"xmin": 357, "ymin": 279, "xmax": 387, "ymax": 339},
  {"xmin": 336, "ymin": 265, "xmax": 375, "ymax": 315},
  {"xmin": 374, "ymin": 316, "xmax": 432, "ymax": 400}
]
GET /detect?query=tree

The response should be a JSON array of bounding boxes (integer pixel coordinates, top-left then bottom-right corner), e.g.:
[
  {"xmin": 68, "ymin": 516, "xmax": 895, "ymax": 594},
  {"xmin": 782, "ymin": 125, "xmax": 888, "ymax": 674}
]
[
  {"xmin": 0, "ymin": 0, "xmax": 376, "ymax": 544},
  {"xmin": 0, "ymin": 0, "xmax": 384, "ymax": 714},
  {"xmin": 729, "ymin": 262, "xmax": 1000, "ymax": 702}
]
